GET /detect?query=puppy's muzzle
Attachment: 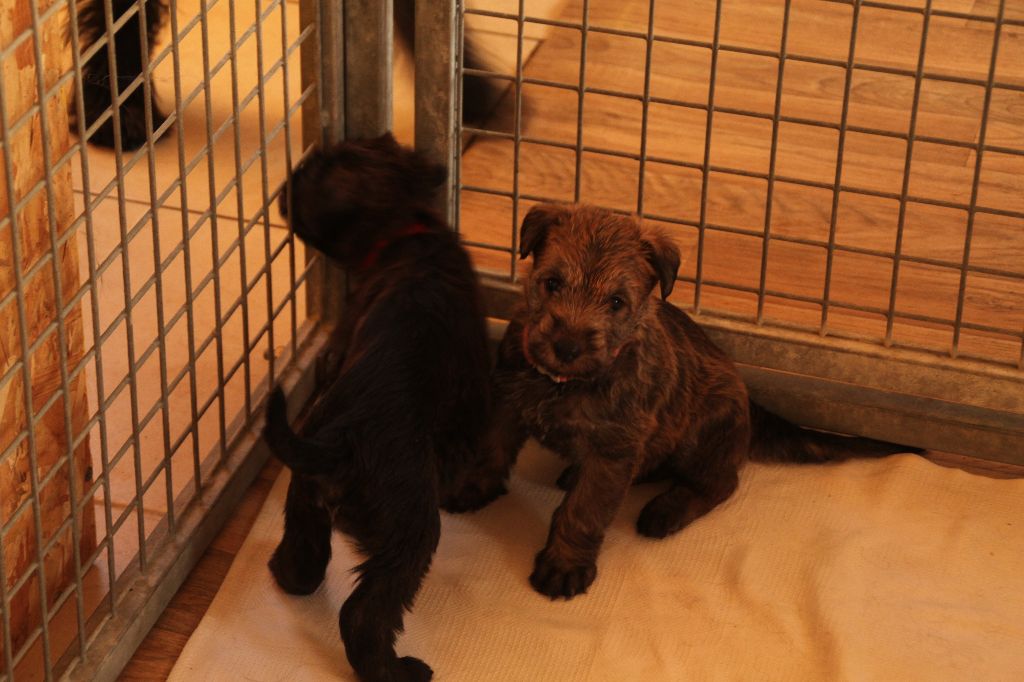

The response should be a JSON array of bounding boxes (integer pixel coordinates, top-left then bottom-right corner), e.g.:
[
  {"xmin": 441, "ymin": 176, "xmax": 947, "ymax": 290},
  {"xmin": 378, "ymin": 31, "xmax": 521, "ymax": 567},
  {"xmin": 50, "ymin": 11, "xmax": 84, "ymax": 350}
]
[{"xmin": 552, "ymin": 337, "xmax": 582, "ymax": 364}]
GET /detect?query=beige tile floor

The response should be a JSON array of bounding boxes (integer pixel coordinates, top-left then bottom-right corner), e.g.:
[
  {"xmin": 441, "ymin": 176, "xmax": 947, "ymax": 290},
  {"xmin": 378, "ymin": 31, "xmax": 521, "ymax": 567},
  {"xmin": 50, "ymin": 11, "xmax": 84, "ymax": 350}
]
[{"xmin": 74, "ymin": 0, "xmax": 309, "ymax": 590}]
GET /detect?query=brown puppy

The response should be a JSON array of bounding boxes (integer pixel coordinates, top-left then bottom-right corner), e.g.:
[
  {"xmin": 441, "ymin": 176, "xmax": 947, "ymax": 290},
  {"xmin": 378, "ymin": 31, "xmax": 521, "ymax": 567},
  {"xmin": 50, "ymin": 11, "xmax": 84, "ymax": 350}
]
[{"xmin": 485, "ymin": 203, "xmax": 921, "ymax": 600}]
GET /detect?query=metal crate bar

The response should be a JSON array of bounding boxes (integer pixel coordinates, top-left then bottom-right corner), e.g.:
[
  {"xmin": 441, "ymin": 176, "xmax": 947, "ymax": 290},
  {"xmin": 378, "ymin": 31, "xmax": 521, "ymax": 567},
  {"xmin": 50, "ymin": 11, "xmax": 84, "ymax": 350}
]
[
  {"xmin": 634, "ymin": 0, "xmax": 657, "ymax": 217},
  {"xmin": 952, "ymin": 0, "xmax": 1008, "ymax": 357},
  {"xmin": 884, "ymin": 0, "xmax": 933, "ymax": 344},
  {"xmin": 198, "ymin": 0, "xmax": 230, "ymax": 461},
  {"xmin": 510, "ymin": 0, "xmax": 526, "ymax": 280},
  {"xmin": 695, "ymin": 0, "xmax": 724, "ymax": 312},
  {"xmin": 821, "ymin": 0, "xmax": 864, "ymax": 335},
  {"xmin": 755, "ymin": 0, "xmax": 792, "ymax": 324}
]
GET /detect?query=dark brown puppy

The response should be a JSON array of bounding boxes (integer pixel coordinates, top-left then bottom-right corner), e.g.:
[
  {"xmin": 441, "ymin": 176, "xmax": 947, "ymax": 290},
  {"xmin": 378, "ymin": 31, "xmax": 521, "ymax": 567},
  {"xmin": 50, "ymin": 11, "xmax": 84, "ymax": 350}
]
[
  {"xmin": 73, "ymin": 0, "xmax": 502, "ymax": 149},
  {"xmin": 485, "ymin": 203, "xmax": 921, "ymax": 600},
  {"xmin": 263, "ymin": 133, "xmax": 499, "ymax": 682}
]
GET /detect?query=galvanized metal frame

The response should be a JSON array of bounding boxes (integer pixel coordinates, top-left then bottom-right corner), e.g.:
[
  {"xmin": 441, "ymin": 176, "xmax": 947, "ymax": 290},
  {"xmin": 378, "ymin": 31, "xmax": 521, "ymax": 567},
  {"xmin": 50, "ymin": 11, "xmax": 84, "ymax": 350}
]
[
  {"xmin": 414, "ymin": 0, "xmax": 458, "ymax": 221},
  {"xmin": 301, "ymin": 0, "xmax": 394, "ymax": 328},
  {"xmin": 1, "ymin": 0, "xmax": 328, "ymax": 678},
  {"xmin": 345, "ymin": 0, "xmax": 393, "ymax": 139},
  {"xmin": 447, "ymin": 0, "xmax": 1023, "ymax": 462}
]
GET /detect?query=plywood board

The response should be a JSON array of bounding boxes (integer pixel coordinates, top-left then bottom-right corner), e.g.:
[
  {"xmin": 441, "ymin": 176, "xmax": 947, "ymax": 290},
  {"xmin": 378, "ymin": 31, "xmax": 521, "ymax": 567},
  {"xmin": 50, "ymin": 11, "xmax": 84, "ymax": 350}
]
[{"xmin": 0, "ymin": 0, "xmax": 96, "ymax": 671}]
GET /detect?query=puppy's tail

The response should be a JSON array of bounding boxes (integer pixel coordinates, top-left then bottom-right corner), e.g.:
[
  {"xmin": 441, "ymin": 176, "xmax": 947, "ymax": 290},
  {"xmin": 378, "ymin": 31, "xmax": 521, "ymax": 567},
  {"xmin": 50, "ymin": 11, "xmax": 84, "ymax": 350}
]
[
  {"xmin": 747, "ymin": 400, "xmax": 923, "ymax": 464},
  {"xmin": 263, "ymin": 388, "xmax": 339, "ymax": 475},
  {"xmin": 393, "ymin": 0, "xmax": 501, "ymax": 125}
]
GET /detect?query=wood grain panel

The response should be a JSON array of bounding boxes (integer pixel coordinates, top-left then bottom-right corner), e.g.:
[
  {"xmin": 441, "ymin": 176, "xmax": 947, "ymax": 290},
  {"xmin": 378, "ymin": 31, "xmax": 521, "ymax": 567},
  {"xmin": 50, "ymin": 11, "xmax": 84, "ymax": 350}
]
[{"xmin": 0, "ymin": 1, "xmax": 96, "ymax": 673}]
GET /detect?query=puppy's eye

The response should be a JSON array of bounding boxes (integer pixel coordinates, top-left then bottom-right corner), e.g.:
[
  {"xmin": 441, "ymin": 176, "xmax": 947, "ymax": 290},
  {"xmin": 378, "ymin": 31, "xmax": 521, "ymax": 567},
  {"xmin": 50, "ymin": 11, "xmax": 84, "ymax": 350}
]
[
  {"xmin": 544, "ymin": 277, "xmax": 563, "ymax": 294},
  {"xmin": 609, "ymin": 296, "xmax": 626, "ymax": 312}
]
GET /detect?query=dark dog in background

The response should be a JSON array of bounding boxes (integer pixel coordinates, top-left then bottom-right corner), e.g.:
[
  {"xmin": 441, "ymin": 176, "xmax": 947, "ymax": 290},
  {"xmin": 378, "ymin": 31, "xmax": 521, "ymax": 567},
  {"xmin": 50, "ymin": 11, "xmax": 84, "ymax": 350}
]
[
  {"xmin": 263, "ymin": 133, "xmax": 499, "ymax": 681},
  {"xmin": 74, "ymin": 0, "xmax": 502, "ymax": 149},
  {"xmin": 482, "ymin": 204, "xmax": 922, "ymax": 600}
]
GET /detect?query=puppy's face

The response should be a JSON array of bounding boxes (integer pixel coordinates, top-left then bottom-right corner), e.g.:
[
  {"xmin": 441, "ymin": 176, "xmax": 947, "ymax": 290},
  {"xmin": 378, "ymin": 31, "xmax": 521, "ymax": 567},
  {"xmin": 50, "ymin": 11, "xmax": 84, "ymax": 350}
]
[
  {"xmin": 278, "ymin": 133, "xmax": 445, "ymax": 265},
  {"xmin": 518, "ymin": 204, "xmax": 680, "ymax": 383}
]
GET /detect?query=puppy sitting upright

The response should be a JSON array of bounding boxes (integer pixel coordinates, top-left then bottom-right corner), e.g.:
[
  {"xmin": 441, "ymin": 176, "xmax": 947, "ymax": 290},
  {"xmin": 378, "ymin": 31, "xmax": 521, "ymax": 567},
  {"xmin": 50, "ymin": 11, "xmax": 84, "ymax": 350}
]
[
  {"xmin": 264, "ymin": 133, "xmax": 496, "ymax": 681},
  {"xmin": 486, "ymin": 204, "xmax": 921, "ymax": 601}
]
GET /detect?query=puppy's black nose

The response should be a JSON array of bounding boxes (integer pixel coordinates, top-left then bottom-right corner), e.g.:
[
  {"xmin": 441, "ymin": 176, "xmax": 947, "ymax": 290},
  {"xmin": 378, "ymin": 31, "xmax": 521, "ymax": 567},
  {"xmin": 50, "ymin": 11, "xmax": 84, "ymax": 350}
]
[{"xmin": 552, "ymin": 338, "xmax": 581, "ymax": 364}]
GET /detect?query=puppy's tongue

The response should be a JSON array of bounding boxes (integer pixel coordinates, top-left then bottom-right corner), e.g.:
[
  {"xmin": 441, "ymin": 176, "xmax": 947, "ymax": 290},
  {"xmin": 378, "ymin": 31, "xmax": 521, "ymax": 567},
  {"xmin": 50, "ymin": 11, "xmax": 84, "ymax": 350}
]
[{"xmin": 533, "ymin": 363, "xmax": 572, "ymax": 384}]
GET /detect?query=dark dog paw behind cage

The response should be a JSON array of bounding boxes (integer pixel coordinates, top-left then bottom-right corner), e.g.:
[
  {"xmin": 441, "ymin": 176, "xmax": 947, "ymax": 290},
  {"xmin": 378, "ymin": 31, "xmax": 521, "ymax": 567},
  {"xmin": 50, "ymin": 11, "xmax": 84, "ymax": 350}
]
[
  {"xmin": 73, "ymin": 0, "xmax": 507, "ymax": 150},
  {"xmin": 75, "ymin": 0, "xmax": 167, "ymax": 150}
]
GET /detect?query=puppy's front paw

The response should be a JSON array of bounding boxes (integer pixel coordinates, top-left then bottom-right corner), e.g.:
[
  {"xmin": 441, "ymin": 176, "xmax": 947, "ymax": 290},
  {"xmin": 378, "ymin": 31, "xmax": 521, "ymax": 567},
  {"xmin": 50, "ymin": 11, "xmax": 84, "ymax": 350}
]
[
  {"xmin": 529, "ymin": 550, "xmax": 596, "ymax": 600},
  {"xmin": 441, "ymin": 477, "xmax": 507, "ymax": 513},
  {"xmin": 398, "ymin": 656, "xmax": 432, "ymax": 682}
]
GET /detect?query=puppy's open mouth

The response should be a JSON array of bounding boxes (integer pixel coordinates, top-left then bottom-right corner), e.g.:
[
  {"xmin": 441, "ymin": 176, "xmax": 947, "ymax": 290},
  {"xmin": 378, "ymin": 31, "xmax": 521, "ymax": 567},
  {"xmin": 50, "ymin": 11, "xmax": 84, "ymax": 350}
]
[{"xmin": 532, "ymin": 362, "xmax": 573, "ymax": 384}]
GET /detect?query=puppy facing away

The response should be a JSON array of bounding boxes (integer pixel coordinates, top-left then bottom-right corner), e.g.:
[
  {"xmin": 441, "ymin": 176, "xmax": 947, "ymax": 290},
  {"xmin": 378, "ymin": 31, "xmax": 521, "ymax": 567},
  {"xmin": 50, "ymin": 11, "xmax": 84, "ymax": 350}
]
[
  {"xmin": 482, "ymin": 204, "xmax": 922, "ymax": 600},
  {"xmin": 263, "ymin": 133, "xmax": 500, "ymax": 681}
]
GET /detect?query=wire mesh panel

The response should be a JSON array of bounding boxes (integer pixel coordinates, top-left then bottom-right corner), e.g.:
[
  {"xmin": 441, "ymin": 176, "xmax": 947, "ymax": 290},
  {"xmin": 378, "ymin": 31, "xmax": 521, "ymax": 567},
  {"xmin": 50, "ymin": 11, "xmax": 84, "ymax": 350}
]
[
  {"xmin": 447, "ymin": 0, "xmax": 1024, "ymax": 459},
  {"xmin": 0, "ymin": 0, "xmax": 324, "ymax": 678}
]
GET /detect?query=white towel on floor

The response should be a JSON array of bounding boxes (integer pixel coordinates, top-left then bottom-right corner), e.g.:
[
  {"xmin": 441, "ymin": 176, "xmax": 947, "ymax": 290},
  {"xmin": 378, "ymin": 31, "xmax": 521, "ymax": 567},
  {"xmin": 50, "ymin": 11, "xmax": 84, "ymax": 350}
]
[{"xmin": 169, "ymin": 443, "xmax": 1024, "ymax": 681}]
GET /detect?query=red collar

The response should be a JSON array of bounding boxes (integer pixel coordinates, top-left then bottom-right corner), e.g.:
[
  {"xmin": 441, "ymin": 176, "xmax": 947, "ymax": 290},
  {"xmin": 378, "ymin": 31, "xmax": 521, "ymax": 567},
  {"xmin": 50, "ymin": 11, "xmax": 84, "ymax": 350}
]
[{"xmin": 357, "ymin": 222, "xmax": 432, "ymax": 270}]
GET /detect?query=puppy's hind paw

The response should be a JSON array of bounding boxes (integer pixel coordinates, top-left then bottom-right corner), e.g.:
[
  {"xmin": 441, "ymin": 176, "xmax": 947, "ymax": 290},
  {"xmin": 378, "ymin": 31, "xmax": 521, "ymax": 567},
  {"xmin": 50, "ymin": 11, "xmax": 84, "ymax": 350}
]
[
  {"xmin": 398, "ymin": 656, "xmax": 433, "ymax": 682},
  {"xmin": 529, "ymin": 550, "xmax": 596, "ymax": 600},
  {"xmin": 555, "ymin": 464, "xmax": 579, "ymax": 491},
  {"xmin": 636, "ymin": 493, "xmax": 692, "ymax": 539},
  {"xmin": 268, "ymin": 543, "xmax": 327, "ymax": 596},
  {"xmin": 441, "ymin": 478, "xmax": 507, "ymax": 514}
]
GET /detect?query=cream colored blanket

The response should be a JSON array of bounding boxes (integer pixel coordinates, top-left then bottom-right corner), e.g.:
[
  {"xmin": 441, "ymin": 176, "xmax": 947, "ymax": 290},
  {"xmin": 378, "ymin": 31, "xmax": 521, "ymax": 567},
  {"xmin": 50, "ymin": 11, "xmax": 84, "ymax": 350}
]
[{"xmin": 169, "ymin": 444, "xmax": 1024, "ymax": 681}]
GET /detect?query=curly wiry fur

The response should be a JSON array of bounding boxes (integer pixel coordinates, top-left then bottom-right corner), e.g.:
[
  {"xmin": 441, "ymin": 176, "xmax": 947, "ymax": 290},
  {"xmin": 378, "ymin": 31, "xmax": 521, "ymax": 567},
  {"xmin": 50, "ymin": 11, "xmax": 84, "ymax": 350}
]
[
  {"xmin": 477, "ymin": 204, "xmax": 923, "ymax": 601},
  {"xmin": 72, "ymin": 0, "xmax": 503, "ymax": 150},
  {"xmin": 263, "ymin": 133, "xmax": 501, "ymax": 682}
]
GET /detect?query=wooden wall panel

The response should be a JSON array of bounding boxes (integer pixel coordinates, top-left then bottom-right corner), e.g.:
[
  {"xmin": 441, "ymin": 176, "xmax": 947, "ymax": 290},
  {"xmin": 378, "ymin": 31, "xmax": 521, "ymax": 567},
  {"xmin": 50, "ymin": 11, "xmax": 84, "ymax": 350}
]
[{"xmin": 0, "ymin": 0, "xmax": 97, "ymax": 670}]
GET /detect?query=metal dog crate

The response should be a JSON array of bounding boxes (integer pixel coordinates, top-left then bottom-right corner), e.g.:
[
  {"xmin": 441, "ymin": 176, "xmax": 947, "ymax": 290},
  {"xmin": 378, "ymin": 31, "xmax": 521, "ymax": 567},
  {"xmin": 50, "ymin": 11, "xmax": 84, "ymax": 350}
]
[
  {"xmin": 0, "ymin": 0, "xmax": 332, "ymax": 678},
  {"xmin": 0, "ymin": 0, "xmax": 1021, "ymax": 680},
  {"xmin": 433, "ymin": 0, "xmax": 1024, "ymax": 466}
]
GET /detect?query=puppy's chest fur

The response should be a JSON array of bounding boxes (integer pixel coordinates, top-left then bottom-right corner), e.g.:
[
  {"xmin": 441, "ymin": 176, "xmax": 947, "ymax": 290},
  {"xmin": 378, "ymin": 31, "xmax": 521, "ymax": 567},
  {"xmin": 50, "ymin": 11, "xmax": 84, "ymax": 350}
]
[
  {"xmin": 516, "ymin": 375, "xmax": 617, "ymax": 450},
  {"xmin": 500, "ymin": 305, "xmax": 742, "ymax": 472}
]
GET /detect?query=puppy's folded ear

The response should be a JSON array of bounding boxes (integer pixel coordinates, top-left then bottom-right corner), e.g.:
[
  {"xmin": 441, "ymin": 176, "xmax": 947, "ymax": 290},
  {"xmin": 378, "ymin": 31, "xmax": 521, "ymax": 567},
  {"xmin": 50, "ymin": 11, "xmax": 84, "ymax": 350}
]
[
  {"xmin": 641, "ymin": 232, "xmax": 681, "ymax": 299},
  {"xmin": 519, "ymin": 203, "xmax": 570, "ymax": 259}
]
